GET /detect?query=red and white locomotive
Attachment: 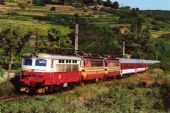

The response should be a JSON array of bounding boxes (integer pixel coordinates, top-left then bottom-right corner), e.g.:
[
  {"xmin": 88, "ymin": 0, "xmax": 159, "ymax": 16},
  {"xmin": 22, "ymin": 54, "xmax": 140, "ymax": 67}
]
[{"xmin": 19, "ymin": 53, "xmax": 159, "ymax": 93}]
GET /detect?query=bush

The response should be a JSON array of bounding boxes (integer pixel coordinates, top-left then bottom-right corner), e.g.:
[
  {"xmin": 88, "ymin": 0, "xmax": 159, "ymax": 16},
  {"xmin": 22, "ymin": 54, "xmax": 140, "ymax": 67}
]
[
  {"xmin": 160, "ymin": 60, "xmax": 170, "ymax": 71},
  {"xmin": 6, "ymin": 11, "xmax": 18, "ymax": 16},
  {"xmin": 85, "ymin": 86, "xmax": 165, "ymax": 113},
  {"xmin": 33, "ymin": 0, "xmax": 46, "ymax": 6},
  {"xmin": 72, "ymin": 3, "xmax": 85, "ymax": 8},
  {"xmin": 0, "ymin": 67, "xmax": 5, "ymax": 77},
  {"xmin": 50, "ymin": 7, "xmax": 56, "ymax": 11},
  {"xmin": 152, "ymin": 25, "xmax": 161, "ymax": 30},
  {"xmin": 0, "ymin": 80, "xmax": 14, "ymax": 96}
]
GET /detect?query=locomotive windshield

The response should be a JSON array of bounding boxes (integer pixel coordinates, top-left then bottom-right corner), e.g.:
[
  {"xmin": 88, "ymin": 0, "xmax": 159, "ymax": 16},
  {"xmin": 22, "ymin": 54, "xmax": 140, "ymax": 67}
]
[
  {"xmin": 23, "ymin": 58, "xmax": 32, "ymax": 66},
  {"xmin": 22, "ymin": 58, "xmax": 48, "ymax": 67},
  {"xmin": 35, "ymin": 59, "xmax": 47, "ymax": 66}
]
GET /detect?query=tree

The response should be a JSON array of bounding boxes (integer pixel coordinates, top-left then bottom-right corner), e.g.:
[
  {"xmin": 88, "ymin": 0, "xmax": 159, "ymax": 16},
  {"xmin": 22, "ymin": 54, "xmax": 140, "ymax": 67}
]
[
  {"xmin": 111, "ymin": 1, "xmax": 119, "ymax": 9},
  {"xmin": 97, "ymin": 0, "xmax": 102, "ymax": 5},
  {"xmin": 0, "ymin": 26, "xmax": 32, "ymax": 71},
  {"xmin": 48, "ymin": 28, "xmax": 72, "ymax": 49},
  {"xmin": 32, "ymin": 0, "xmax": 46, "ymax": 6},
  {"xmin": 83, "ymin": 0, "xmax": 96, "ymax": 6},
  {"xmin": 103, "ymin": 0, "xmax": 112, "ymax": 7}
]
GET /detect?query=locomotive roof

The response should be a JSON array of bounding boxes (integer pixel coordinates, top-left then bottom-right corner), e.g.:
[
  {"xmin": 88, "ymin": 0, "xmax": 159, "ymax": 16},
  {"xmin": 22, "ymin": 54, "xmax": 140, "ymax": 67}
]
[
  {"xmin": 24, "ymin": 53, "xmax": 82, "ymax": 60},
  {"xmin": 118, "ymin": 58, "xmax": 160, "ymax": 64}
]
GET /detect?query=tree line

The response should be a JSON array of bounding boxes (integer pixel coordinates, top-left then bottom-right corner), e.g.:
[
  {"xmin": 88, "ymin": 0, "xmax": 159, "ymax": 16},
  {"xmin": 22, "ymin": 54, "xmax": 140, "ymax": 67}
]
[{"xmin": 10, "ymin": 0, "xmax": 120, "ymax": 9}]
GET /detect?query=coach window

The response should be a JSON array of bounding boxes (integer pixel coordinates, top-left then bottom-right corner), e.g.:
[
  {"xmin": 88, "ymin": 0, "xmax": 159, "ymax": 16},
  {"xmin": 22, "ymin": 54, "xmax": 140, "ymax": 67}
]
[
  {"xmin": 69, "ymin": 60, "xmax": 71, "ymax": 63},
  {"xmin": 59, "ymin": 60, "xmax": 64, "ymax": 63},
  {"xmin": 59, "ymin": 60, "xmax": 62, "ymax": 63},
  {"xmin": 73, "ymin": 60, "xmax": 77, "ymax": 63},
  {"xmin": 62, "ymin": 60, "xmax": 64, "ymax": 63},
  {"xmin": 66, "ymin": 60, "xmax": 69, "ymax": 63}
]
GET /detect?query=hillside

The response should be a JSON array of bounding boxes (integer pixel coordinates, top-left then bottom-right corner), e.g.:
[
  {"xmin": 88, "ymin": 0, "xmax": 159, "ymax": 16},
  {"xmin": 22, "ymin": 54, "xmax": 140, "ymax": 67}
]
[
  {"xmin": 1, "ymin": 69, "xmax": 170, "ymax": 112},
  {"xmin": 0, "ymin": 1, "xmax": 170, "ymax": 113}
]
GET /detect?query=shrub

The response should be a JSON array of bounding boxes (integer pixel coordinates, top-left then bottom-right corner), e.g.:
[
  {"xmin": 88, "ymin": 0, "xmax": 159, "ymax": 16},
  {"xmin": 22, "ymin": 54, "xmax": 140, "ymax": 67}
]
[
  {"xmin": 0, "ymin": 67, "xmax": 5, "ymax": 77},
  {"xmin": 33, "ymin": 0, "xmax": 46, "ymax": 6},
  {"xmin": 152, "ymin": 25, "xmax": 161, "ymax": 30},
  {"xmin": 72, "ymin": 3, "xmax": 85, "ymax": 8},
  {"xmin": 50, "ymin": 7, "xmax": 56, "ymax": 11},
  {"xmin": 160, "ymin": 61, "xmax": 170, "ymax": 71},
  {"xmin": 6, "ymin": 11, "xmax": 18, "ymax": 16},
  {"xmin": 0, "ymin": 80, "xmax": 14, "ymax": 96}
]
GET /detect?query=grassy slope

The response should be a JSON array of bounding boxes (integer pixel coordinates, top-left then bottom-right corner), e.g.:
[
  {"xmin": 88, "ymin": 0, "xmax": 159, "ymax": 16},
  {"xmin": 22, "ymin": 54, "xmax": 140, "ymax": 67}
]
[
  {"xmin": 1, "ymin": 69, "xmax": 170, "ymax": 113},
  {"xmin": 0, "ymin": 2, "xmax": 170, "ymax": 113}
]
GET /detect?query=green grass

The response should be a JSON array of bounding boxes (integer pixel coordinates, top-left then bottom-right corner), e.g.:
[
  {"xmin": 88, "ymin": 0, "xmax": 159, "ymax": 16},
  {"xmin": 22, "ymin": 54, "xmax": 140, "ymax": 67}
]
[
  {"xmin": 14, "ymin": 9, "xmax": 49, "ymax": 13},
  {"xmin": 0, "ymin": 67, "xmax": 5, "ymax": 78},
  {"xmin": 1, "ymin": 70, "xmax": 170, "ymax": 113},
  {"xmin": 0, "ymin": 3, "xmax": 170, "ymax": 113},
  {"xmin": 0, "ymin": 17, "xmax": 72, "ymax": 36},
  {"xmin": 0, "ymin": 83, "xmax": 168, "ymax": 113},
  {"xmin": 83, "ymin": 17, "xmax": 119, "ymax": 27}
]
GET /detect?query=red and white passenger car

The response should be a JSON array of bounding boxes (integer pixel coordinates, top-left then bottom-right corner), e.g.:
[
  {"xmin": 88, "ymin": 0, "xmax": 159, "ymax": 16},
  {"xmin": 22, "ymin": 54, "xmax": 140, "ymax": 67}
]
[{"xmin": 19, "ymin": 53, "xmax": 159, "ymax": 93}]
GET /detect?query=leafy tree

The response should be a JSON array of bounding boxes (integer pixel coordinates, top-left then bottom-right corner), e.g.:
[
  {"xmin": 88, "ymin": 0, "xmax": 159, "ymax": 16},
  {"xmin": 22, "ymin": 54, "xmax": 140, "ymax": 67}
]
[
  {"xmin": 111, "ymin": 1, "xmax": 119, "ymax": 9},
  {"xmin": 0, "ymin": 26, "xmax": 32, "ymax": 70},
  {"xmin": 121, "ymin": 6, "xmax": 131, "ymax": 10},
  {"xmin": 97, "ymin": 0, "xmax": 102, "ymax": 5},
  {"xmin": 32, "ymin": 0, "xmax": 46, "ymax": 6},
  {"xmin": 103, "ymin": 0, "xmax": 112, "ymax": 7},
  {"xmin": 83, "ymin": 0, "xmax": 96, "ymax": 6},
  {"xmin": 48, "ymin": 28, "xmax": 72, "ymax": 49}
]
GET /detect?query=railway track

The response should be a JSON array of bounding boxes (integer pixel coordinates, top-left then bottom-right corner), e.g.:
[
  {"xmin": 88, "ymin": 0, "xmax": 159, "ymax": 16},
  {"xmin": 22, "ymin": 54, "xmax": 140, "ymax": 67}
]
[
  {"xmin": 0, "ymin": 94, "xmax": 23, "ymax": 103},
  {"xmin": 0, "ymin": 87, "xmax": 75, "ymax": 103}
]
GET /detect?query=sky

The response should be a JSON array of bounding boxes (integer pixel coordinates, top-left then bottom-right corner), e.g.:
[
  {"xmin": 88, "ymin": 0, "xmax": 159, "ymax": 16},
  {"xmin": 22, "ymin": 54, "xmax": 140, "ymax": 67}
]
[{"xmin": 112, "ymin": 0, "xmax": 170, "ymax": 10}]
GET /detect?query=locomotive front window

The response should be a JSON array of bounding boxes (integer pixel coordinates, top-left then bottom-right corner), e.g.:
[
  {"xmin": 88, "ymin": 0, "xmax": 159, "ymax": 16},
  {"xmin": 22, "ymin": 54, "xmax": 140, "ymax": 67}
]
[
  {"xmin": 35, "ymin": 59, "xmax": 47, "ymax": 66},
  {"xmin": 23, "ymin": 58, "xmax": 32, "ymax": 66}
]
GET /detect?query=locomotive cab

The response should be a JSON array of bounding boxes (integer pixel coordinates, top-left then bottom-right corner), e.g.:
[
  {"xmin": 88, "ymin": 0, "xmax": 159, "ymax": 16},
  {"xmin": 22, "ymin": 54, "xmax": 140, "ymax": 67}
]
[
  {"xmin": 22, "ymin": 58, "xmax": 52, "ymax": 72},
  {"xmin": 19, "ymin": 53, "xmax": 83, "ymax": 93},
  {"xmin": 20, "ymin": 56, "xmax": 53, "ymax": 93}
]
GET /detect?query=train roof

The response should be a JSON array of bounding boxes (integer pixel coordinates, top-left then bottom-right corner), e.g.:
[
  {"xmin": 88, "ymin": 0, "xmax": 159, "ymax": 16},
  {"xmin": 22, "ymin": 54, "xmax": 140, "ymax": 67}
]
[
  {"xmin": 143, "ymin": 60, "xmax": 160, "ymax": 64},
  {"xmin": 23, "ymin": 53, "xmax": 82, "ymax": 61},
  {"xmin": 118, "ymin": 58, "xmax": 160, "ymax": 64}
]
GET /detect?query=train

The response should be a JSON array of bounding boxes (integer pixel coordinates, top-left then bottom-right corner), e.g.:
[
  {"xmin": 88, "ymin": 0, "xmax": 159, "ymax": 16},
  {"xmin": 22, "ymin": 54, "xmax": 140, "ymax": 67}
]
[{"xmin": 19, "ymin": 53, "xmax": 160, "ymax": 93}]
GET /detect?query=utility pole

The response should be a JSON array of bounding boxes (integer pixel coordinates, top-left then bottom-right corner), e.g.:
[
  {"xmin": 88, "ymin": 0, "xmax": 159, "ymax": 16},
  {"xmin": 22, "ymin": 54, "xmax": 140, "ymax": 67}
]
[
  {"xmin": 123, "ymin": 41, "xmax": 125, "ymax": 57},
  {"xmin": 74, "ymin": 14, "xmax": 79, "ymax": 54}
]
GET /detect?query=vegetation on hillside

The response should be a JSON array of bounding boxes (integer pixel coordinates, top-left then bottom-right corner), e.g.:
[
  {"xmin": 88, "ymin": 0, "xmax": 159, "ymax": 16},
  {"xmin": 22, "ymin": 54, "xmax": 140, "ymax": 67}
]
[
  {"xmin": 0, "ymin": 0, "xmax": 170, "ymax": 112},
  {"xmin": 0, "ymin": 69, "xmax": 170, "ymax": 113}
]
